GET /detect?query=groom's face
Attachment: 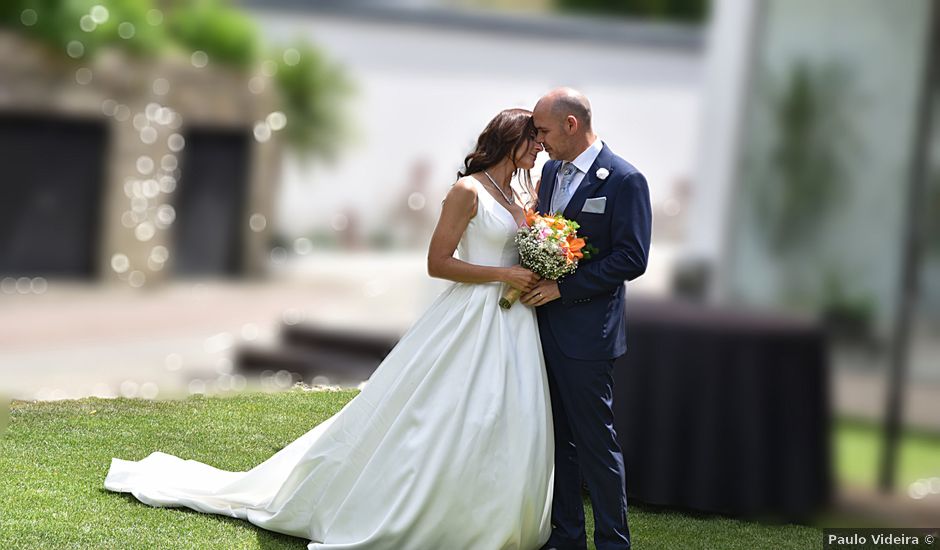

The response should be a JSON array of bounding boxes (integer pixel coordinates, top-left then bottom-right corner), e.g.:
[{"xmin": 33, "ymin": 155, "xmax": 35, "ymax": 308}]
[{"xmin": 533, "ymin": 104, "xmax": 571, "ymax": 161}]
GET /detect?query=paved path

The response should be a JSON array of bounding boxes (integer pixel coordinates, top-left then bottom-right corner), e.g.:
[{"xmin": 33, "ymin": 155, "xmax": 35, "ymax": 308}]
[
  {"xmin": 3, "ymin": 250, "xmax": 938, "ymax": 433},
  {"xmin": 0, "ymin": 253, "xmax": 436, "ymax": 400}
]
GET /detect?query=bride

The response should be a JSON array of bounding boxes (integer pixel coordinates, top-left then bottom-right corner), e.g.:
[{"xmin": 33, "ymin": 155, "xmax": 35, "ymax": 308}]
[{"xmin": 105, "ymin": 108, "xmax": 554, "ymax": 550}]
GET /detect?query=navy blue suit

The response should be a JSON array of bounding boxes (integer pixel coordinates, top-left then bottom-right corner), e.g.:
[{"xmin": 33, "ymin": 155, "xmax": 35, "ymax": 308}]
[{"xmin": 536, "ymin": 143, "xmax": 651, "ymax": 550}]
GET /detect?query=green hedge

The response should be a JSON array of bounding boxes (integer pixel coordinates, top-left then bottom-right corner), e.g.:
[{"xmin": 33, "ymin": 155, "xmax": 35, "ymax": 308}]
[
  {"xmin": 0, "ymin": 0, "xmax": 350, "ymax": 156},
  {"xmin": 556, "ymin": 0, "xmax": 709, "ymax": 22}
]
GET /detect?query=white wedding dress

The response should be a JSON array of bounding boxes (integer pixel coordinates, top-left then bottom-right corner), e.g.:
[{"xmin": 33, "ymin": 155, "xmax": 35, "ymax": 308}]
[{"xmin": 104, "ymin": 178, "xmax": 554, "ymax": 550}]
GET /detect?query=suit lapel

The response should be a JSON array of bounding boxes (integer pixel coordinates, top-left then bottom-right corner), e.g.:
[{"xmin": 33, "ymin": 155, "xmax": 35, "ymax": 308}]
[
  {"xmin": 539, "ymin": 161, "xmax": 561, "ymax": 215},
  {"xmin": 563, "ymin": 144, "xmax": 612, "ymax": 220}
]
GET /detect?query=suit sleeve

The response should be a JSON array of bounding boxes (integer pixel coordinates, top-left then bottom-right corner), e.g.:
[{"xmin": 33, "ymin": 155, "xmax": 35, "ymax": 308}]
[{"xmin": 557, "ymin": 171, "xmax": 652, "ymax": 303}]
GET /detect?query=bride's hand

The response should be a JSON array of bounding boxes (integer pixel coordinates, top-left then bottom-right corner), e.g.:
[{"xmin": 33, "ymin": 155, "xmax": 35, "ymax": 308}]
[{"xmin": 502, "ymin": 266, "xmax": 539, "ymax": 292}]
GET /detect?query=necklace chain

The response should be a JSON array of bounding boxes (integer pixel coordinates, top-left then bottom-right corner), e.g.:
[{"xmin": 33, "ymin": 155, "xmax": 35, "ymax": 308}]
[{"xmin": 482, "ymin": 171, "xmax": 515, "ymax": 205}]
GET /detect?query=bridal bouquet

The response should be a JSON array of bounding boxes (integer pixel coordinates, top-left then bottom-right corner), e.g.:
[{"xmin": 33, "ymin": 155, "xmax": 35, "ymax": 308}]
[{"xmin": 500, "ymin": 210, "xmax": 595, "ymax": 309}]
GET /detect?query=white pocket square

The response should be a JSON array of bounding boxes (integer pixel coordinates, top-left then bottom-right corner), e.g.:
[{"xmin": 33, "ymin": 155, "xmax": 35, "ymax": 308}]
[{"xmin": 582, "ymin": 197, "xmax": 606, "ymax": 214}]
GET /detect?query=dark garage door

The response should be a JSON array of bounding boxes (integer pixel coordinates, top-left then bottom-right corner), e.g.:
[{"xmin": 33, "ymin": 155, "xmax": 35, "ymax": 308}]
[
  {"xmin": 0, "ymin": 113, "xmax": 108, "ymax": 278},
  {"xmin": 171, "ymin": 127, "xmax": 251, "ymax": 277}
]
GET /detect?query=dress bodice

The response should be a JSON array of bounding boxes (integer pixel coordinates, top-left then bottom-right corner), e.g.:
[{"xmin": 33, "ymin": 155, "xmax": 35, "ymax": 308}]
[{"xmin": 455, "ymin": 178, "xmax": 523, "ymax": 269}]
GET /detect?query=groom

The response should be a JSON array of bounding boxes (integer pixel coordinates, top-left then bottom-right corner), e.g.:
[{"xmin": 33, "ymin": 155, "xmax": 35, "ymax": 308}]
[{"xmin": 521, "ymin": 88, "xmax": 651, "ymax": 550}]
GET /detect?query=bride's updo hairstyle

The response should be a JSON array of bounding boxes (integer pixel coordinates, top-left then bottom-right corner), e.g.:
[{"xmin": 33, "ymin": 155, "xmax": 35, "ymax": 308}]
[{"xmin": 458, "ymin": 108, "xmax": 538, "ymax": 208}]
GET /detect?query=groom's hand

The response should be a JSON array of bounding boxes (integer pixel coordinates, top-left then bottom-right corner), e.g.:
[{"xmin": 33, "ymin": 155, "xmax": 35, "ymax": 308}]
[{"xmin": 521, "ymin": 280, "xmax": 560, "ymax": 306}]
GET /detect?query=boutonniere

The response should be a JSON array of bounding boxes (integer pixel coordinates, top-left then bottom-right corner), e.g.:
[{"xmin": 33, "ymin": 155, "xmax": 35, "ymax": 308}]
[{"xmin": 595, "ymin": 168, "xmax": 609, "ymax": 180}]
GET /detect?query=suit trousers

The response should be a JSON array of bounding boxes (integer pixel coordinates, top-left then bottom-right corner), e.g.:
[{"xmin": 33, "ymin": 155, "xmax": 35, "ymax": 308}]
[{"xmin": 540, "ymin": 327, "xmax": 631, "ymax": 550}]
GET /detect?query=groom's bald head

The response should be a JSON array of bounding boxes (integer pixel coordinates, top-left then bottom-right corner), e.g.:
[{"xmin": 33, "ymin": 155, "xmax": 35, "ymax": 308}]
[
  {"xmin": 533, "ymin": 87, "xmax": 595, "ymax": 161},
  {"xmin": 536, "ymin": 88, "xmax": 593, "ymax": 132}
]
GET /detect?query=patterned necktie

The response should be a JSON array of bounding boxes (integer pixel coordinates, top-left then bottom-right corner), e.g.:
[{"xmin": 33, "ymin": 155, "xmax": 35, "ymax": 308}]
[
  {"xmin": 560, "ymin": 162, "xmax": 576, "ymax": 193},
  {"xmin": 554, "ymin": 162, "xmax": 577, "ymax": 212}
]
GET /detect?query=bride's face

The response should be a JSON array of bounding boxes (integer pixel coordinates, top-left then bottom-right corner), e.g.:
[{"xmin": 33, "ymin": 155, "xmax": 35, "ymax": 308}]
[{"xmin": 513, "ymin": 138, "xmax": 543, "ymax": 170}]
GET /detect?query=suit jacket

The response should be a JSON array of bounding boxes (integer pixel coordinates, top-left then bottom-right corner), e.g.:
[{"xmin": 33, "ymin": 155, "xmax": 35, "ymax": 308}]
[{"xmin": 535, "ymin": 143, "xmax": 652, "ymax": 361}]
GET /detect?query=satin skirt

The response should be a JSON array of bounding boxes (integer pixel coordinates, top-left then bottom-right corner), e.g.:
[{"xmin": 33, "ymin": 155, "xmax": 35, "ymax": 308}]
[{"xmin": 105, "ymin": 281, "xmax": 554, "ymax": 550}]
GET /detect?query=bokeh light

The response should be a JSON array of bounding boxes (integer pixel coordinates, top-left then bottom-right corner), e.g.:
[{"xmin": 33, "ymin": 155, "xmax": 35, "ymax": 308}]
[
  {"xmin": 75, "ymin": 68, "xmax": 92, "ymax": 85},
  {"xmin": 20, "ymin": 9, "xmax": 38, "ymax": 27},
  {"xmin": 67, "ymin": 41, "xmax": 84, "ymax": 59},
  {"xmin": 249, "ymin": 213, "xmax": 267, "ymax": 232},
  {"xmin": 190, "ymin": 50, "xmax": 208, "ymax": 68}
]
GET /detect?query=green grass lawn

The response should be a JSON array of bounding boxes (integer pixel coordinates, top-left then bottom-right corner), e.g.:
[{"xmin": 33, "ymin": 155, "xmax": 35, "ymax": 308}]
[
  {"xmin": 1, "ymin": 390, "xmax": 829, "ymax": 549},
  {"xmin": 834, "ymin": 417, "xmax": 940, "ymax": 490}
]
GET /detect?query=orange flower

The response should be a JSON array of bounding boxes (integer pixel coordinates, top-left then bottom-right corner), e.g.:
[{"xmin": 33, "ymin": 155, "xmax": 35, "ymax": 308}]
[
  {"xmin": 567, "ymin": 237, "xmax": 585, "ymax": 253},
  {"xmin": 552, "ymin": 219, "xmax": 567, "ymax": 230},
  {"xmin": 564, "ymin": 236, "xmax": 585, "ymax": 261},
  {"xmin": 524, "ymin": 209, "xmax": 539, "ymax": 226}
]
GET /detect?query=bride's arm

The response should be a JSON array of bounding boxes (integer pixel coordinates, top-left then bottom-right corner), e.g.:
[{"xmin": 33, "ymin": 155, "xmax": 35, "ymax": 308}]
[{"xmin": 427, "ymin": 178, "xmax": 537, "ymax": 291}]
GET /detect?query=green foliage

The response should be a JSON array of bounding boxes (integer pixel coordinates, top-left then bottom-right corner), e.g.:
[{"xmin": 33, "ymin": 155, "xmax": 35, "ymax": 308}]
[
  {"xmin": 0, "ymin": 0, "xmax": 253, "ymax": 61},
  {"xmin": 819, "ymin": 270, "xmax": 875, "ymax": 343},
  {"xmin": 273, "ymin": 40, "xmax": 353, "ymax": 158},
  {"xmin": 166, "ymin": 1, "xmax": 258, "ymax": 67},
  {"xmin": 0, "ymin": 1, "xmax": 350, "ymax": 155},
  {"xmin": 555, "ymin": 0, "xmax": 708, "ymax": 22},
  {"xmin": 750, "ymin": 61, "xmax": 857, "ymax": 254},
  {"xmin": 0, "ymin": 0, "xmax": 165, "ymax": 57}
]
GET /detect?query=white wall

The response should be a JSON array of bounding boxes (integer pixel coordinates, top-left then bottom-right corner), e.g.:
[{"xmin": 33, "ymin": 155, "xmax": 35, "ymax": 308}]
[{"xmin": 251, "ymin": 11, "xmax": 702, "ymax": 241}]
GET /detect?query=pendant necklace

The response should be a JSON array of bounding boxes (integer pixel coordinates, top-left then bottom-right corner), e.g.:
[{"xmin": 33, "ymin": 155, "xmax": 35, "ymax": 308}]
[{"xmin": 483, "ymin": 170, "xmax": 516, "ymax": 205}]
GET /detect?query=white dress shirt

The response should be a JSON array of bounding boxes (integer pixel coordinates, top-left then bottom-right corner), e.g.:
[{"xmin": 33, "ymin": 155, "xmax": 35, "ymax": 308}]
[{"xmin": 551, "ymin": 137, "xmax": 603, "ymax": 214}]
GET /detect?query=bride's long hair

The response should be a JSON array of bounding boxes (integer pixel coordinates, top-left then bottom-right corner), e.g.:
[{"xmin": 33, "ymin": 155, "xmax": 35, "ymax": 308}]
[{"xmin": 458, "ymin": 108, "xmax": 539, "ymax": 209}]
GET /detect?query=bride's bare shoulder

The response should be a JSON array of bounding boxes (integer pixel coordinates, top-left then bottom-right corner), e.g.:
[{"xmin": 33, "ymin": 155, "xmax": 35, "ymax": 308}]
[
  {"xmin": 447, "ymin": 176, "xmax": 478, "ymax": 200},
  {"xmin": 442, "ymin": 175, "xmax": 478, "ymax": 216},
  {"xmin": 453, "ymin": 175, "xmax": 478, "ymax": 192}
]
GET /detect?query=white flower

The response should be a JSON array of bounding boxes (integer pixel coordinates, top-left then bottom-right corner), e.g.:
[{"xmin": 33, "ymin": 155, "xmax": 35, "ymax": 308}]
[{"xmin": 596, "ymin": 168, "xmax": 610, "ymax": 180}]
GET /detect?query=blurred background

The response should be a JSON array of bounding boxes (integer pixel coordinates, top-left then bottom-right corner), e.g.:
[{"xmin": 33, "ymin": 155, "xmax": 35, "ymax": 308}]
[{"xmin": 0, "ymin": 0, "xmax": 937, "ymax": 527}]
